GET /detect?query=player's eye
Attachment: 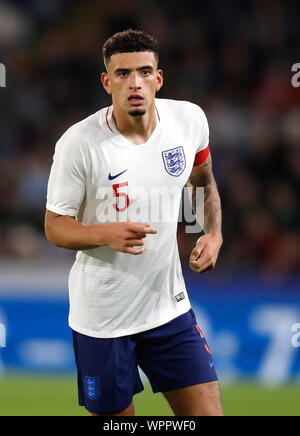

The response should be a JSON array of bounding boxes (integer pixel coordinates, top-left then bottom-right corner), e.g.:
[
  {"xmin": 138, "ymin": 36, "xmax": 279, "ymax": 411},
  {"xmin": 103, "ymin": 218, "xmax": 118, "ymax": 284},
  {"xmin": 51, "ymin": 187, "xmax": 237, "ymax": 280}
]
[
  {"xmin": 142, "ymin": 70, "xmax": 151, "ymax": 76},
  {"xmin": 118, "ymin": 71, "xmax": 129, "ymax": 77}
]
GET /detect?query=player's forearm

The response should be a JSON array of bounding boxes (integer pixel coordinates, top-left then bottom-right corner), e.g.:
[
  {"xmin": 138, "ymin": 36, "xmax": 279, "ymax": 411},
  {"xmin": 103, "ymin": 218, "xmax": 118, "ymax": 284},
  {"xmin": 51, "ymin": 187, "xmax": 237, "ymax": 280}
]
[
  {"xmin": 190, "ymin": 178, "xmax": 222, "ymax": 237},
  {"xmin": 203, "ymin": 180, "xmax": 222, "ymax": 236},
  {"xmin": 45, "ymin": 214, "xmax": 105, "ymax": 250}
]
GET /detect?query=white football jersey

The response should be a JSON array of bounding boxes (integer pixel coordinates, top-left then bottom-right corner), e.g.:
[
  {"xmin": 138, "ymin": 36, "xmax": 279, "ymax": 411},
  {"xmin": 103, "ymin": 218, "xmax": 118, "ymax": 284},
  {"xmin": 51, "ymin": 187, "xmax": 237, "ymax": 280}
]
[{"xmin": 46, "ymin": 98, "xmax": 209, "ymax": 338}]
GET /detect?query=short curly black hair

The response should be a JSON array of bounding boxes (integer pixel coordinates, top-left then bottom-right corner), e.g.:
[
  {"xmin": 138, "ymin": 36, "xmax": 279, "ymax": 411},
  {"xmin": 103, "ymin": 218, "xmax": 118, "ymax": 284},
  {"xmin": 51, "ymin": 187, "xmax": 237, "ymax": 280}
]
[{"xmin": 103, "ymin": 29, "xmax": 159, "ymax": 69}]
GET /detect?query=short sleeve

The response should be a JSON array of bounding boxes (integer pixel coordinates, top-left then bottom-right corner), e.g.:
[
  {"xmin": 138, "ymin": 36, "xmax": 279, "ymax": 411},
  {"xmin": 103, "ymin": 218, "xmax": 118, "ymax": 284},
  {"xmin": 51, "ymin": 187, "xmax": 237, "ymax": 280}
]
[
  {"xmin": 193, "ymin": 106, "xmax": 210, "ymax": 166},
  {"xmin": 196, "ymin": 107, "xmax": 209, "ymax": 153},
  {"xmin": 46, "ymin": 128, "xmax": 87, "ymax": 217}
]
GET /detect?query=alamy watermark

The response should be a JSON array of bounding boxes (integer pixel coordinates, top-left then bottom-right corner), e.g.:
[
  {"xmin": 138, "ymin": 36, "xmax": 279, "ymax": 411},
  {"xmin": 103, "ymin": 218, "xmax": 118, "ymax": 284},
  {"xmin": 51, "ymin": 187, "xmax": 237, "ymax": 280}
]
[
  {"xmin": 0, "ymin": 323, "xmax": 6, "ymax": 348},
  {"xmin": 291, "ymin": 63, "xmax": 300, "ymax": 88},
  {"xmin": 0, "ymin": 63, "xmax": 6, "ymax": 88},
  {"xmin": 291, "ymin": 323, "xmax": 300, "ymax": 348},
  {"xmin": 96, "ymin": 185, "xmax": 204, "ymax": 233}
]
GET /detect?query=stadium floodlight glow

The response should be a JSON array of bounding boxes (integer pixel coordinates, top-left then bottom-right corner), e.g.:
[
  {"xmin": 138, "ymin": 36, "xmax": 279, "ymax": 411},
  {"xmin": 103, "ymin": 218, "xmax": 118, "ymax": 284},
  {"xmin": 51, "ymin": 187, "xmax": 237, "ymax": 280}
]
[
  {"xmin": 0, "ymin": 63, "xmax": 6, "ymax": 88},
  {"xmin": 291, "ymin": 63, "xmax": 300, "ymax": 88}
]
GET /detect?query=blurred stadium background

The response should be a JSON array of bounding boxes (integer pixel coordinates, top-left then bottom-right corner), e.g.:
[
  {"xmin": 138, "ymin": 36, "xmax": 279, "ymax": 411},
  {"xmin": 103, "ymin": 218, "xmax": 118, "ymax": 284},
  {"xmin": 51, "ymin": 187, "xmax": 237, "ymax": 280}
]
[{"xmin": 0, "ymin": 0, "xmax": 299, "ymax": 416}]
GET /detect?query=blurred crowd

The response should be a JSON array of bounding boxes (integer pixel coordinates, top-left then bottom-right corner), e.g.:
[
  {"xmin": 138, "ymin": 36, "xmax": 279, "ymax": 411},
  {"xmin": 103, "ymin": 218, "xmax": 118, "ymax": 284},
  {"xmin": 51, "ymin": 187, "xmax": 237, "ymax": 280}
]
[{"xmin": 0, "ymin": 0, "xmax": 299, "ymax": 282}]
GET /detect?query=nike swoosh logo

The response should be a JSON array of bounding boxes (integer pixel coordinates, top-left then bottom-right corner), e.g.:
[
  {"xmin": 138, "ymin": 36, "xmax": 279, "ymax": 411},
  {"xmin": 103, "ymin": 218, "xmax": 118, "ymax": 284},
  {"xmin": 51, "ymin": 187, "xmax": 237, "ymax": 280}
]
[
  {"xmin": 108, "ymin": 169, "xmax": 128, "ymax": 180},
  {"xmin": 209, "ymin": 360, "xmax": 214, "ymax": 368}
]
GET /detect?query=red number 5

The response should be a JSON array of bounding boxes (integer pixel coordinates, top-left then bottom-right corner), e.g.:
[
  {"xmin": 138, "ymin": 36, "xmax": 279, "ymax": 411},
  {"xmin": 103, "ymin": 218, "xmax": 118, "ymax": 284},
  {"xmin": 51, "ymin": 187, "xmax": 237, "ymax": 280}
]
[{"xmin": 113, "ymin": 182, "xmax": 129, "ymax": 212}]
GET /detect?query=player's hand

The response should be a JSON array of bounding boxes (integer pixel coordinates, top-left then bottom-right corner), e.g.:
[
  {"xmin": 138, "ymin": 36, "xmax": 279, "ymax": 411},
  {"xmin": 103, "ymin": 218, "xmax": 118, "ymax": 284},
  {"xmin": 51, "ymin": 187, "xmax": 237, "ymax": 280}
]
[
  {"xmin": 100, "ymin": 222, "xmax": 158, "ymax": 255},
  {"xmin": 189, "ymin": 231, "xmax": 223, "ymax": 273}
]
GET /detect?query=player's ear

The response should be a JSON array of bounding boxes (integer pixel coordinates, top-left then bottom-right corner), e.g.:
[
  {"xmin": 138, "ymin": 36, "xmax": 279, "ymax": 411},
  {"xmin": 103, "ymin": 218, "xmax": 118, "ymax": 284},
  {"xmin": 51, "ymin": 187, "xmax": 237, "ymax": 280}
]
[
  {"xmin": 156, "ymin": 69, "xmax": 163, "ymax": 92},
  {"xmin": 101, "ymin": 72, "xmax": 112, "ymax": 95}
]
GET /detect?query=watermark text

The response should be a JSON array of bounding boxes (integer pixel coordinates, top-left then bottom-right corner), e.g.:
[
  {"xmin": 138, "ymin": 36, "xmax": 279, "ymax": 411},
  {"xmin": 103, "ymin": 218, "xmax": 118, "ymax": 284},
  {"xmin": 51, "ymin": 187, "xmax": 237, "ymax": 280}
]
[
  {"xmin": 0, "ymin": 63, "xmax": 6, "ymax": 88},
  {"xmin": 291, "ymin": 63, "xmax": 300, "ymax": 88},
  {"xmin": 291, "ymin": 323, "xmax": 300, "ymax": 348},
  {"xmin": 0, "ymin": 323, "xmax": 6, "ymax": 348},
  {"xmin": 95, "ymin": 185, "xmax": 204, "ymax": 233}
]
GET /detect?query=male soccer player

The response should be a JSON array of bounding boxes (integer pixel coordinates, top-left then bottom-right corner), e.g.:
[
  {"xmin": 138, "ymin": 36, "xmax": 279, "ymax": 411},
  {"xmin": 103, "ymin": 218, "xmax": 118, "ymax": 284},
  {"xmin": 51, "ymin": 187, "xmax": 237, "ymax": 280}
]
[{"xmin": 45, "ymin": 29, "xmax": 223, "ymax": 416}]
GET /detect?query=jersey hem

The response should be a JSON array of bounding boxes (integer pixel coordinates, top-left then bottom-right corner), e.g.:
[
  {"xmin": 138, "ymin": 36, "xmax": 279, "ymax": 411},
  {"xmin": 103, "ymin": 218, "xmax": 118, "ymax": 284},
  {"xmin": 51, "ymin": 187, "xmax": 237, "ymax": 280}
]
[{"xmin": 68, "ymin": 303, "xmax": 192, "ymax": 338}]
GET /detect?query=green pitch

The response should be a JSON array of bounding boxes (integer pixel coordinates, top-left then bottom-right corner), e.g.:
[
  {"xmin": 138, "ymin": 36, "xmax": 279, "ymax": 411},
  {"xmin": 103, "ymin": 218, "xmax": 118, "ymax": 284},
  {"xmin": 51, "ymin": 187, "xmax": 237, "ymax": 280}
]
[{"xmin": 0, "ymin": 375, "xmax": 299, "ymax": 416}]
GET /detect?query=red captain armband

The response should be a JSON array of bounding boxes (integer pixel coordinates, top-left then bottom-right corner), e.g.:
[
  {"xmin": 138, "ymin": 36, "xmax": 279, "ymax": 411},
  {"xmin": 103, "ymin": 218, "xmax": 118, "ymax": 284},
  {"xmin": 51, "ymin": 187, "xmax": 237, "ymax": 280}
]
[{"xmin": 193, "ymin": 146, "xmax": 210, "ymax": 166}]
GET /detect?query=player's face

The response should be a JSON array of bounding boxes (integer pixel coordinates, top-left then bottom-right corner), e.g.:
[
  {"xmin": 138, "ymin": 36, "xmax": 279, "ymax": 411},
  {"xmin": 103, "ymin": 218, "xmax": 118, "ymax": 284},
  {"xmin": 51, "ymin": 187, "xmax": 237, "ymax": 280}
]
[{"xmin": 101, "ymin": 52, "xmax": 163, "ymax": 117}]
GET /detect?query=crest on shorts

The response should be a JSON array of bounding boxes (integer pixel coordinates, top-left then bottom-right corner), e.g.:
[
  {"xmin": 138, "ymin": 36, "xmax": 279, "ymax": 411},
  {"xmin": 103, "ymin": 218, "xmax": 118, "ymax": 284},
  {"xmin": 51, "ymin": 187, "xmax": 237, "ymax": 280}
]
[
  {"xmin": 162, "ymin": 146, "xmax": 186, "ymax": 177},
  {"xmin": 85, "ymin": 376, "xmax": 100, "ymax": 400}
]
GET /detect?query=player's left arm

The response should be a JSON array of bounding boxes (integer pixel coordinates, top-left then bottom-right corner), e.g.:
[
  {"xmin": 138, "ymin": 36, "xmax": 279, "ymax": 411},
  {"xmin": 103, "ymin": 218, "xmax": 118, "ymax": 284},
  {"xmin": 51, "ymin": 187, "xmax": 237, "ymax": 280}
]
[{"xmin": 187, "ymin": 151, "xmax": 223, "ymax": 273}]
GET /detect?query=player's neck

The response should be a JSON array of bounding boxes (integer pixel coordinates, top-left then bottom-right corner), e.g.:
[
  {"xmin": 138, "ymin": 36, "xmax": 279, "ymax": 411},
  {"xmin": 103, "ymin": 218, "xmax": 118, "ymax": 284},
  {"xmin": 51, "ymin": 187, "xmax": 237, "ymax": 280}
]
[{"xmin": 112, "ymin": 103, "xmax": 157, "ymax": 145}]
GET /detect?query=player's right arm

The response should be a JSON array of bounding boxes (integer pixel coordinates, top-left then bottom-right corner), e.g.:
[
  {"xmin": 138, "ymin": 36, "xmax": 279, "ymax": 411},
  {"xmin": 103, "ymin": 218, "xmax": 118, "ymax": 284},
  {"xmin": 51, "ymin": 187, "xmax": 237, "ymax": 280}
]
[
  {"xmin": 45, "ymin": 127, "xmax": 157, "ymax": 255},
  {"xmin": 45, "ymin": 210, "xmax": 157, "ymax": 255}
]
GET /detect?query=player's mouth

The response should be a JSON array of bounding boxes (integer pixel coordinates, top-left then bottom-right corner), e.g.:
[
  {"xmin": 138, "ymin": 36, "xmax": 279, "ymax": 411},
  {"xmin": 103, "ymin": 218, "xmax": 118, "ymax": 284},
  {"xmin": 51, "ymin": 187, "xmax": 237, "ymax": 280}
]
[{"xmin": 128, "ymin": 94, "xmax": 144, "ymax": 106}]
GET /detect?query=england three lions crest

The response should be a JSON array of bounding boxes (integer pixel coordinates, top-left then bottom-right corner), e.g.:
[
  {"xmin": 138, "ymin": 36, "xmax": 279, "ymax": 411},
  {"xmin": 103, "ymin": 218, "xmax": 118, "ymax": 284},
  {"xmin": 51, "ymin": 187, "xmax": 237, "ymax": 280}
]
[
  {"xmin": 84, "ymin": 376, "xmax": 100, "ymax": 400},
  {"xmin": 162, "ymin": 146, "xmax": 186, "ymax": 177}
]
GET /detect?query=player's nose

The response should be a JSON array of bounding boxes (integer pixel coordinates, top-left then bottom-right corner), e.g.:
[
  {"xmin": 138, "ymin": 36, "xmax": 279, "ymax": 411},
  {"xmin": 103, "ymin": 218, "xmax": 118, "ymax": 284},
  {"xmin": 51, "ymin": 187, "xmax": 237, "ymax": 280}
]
[{"xmin": 129, "ymin": 73, "xmax": 141, "ymax": 89}]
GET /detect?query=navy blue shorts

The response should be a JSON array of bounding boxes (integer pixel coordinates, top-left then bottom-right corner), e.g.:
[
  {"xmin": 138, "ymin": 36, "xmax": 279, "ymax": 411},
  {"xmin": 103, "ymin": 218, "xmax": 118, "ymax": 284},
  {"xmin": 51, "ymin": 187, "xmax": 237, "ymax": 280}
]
[{"xmin": 72, "ymin": 308, "xmax": 218, "ymax": 414}]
